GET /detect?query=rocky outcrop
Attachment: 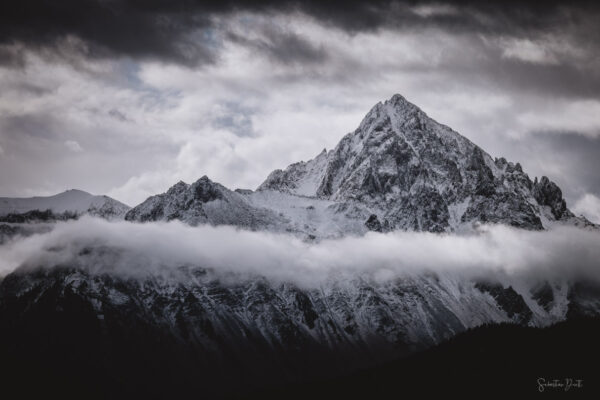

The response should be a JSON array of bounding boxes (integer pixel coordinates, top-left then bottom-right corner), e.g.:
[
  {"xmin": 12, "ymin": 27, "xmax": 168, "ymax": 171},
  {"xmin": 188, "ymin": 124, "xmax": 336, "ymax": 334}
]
[
  {"xmin": 125, "ymin": 176, "xmax": 289, "ymax": 230},
  {"xmin": 475, "ymin": 282, "xmax": 533, "ymax": 325},
  {"xmin": 533, "ymin": 176, "xmax": 569, "ymax": 219},
  {"xmin": 365, "ymin": 214, "xmax": 383, "ymax": 232}
]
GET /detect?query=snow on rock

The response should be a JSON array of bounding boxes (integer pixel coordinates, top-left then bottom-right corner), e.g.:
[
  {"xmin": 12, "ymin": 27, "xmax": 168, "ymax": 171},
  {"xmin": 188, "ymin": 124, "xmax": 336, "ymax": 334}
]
[{"xmin": 125, "ymin": 176, "xmax": 290, "ymax": 232}]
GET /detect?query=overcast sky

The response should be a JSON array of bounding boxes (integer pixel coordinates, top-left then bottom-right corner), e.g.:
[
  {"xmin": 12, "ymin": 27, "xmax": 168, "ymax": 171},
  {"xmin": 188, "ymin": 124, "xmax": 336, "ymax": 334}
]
[{"xmin": 1, "ymin": 1, "xmax": 599, "ymax": 222}]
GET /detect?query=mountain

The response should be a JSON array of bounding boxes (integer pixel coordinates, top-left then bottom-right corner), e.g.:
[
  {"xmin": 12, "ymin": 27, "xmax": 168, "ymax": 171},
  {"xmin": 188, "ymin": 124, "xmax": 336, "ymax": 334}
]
[
  {"xmin": 258, "ymin": 94, "xmax": 586, "ymax": 232},
  {"xmin": 124, "ymin": 177, "xmax": 288, "ymax": 231},
  {"xmin": 0, "ymin": 189, "xmax": 130, "ymax": 220},
  {"xmin": 126, "ymin": 94, "xmax": 592, "ymax": 237},
  {"xmin": 1, "ymin": 94, "xmax": 599, "ymax": 398}
]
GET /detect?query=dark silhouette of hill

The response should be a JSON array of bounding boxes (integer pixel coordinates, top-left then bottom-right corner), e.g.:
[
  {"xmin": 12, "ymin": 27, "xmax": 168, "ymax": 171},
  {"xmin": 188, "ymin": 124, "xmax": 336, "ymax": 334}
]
[
  {"xmin": 1, "ymin": 314, "xmax": 598, "ymax": 399},
  {"xmin": 246, "ymin": 318, "xmax": 600, "ymax": 399}
]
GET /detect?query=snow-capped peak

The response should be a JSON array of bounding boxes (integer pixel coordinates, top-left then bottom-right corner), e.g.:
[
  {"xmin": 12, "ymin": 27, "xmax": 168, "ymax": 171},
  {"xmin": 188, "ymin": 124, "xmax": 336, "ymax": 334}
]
[{"xmin": 256, "ymin": 93, "xmax": 585, "ymax": 232}]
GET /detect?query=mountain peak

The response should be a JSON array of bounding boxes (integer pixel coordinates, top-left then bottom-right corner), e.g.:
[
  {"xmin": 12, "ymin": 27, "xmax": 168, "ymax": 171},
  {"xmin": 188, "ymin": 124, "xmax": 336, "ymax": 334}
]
[
  {"xmin": 166, "ymin": 181, "xmax": 189, "ymax": 195},
  {"xmin": 386, "ymin": 93, "xmax": 426, "ymax": 119},
  {"xmin": 190, "ymin": 176, "xmax": 224, "ymax": 203},
  {"xmin": 64, "ymin": 188, "xmax": 92, "ymax": 195},
  {"xmin": 255, "ymin": 94, "xmax": 585, "ymax": 232},
  {"xmin": 357, "ymin": 93, "xmax": 427, "ymax": 135},
  {"xmin": 365, "ymin": 93, "xmax": 416, "ymax": 111},
  {"xmin": 126, "ymin": 173, "xmax": 289, "ymax": 230},
  {"xmin": 387, "ymin": 93, "xmax": 418, "ymax": 109}
]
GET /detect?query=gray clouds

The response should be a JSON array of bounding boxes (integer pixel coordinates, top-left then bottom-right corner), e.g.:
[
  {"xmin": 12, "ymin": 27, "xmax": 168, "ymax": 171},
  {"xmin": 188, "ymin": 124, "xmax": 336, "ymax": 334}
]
[
  {"xmin": 2, "ymin": 1, "xmax": 600, "ymax": 69},
  {"xmin": 0, "ymin": 0, "xmax": 217, "ymax": 66},
  {"xmin": 1, "ymin": 217, "xmax": 600, "ymax": 287},
  {"xmin": 226, "ymin": 25, "xmax": 328, "ymax": 66}
]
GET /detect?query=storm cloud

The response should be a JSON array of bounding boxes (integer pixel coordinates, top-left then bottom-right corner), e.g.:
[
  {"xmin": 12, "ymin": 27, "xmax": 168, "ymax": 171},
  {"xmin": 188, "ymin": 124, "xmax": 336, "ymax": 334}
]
[{"xmin": 2, "ymin": 1, "xmax": 599, "ymax": 68}]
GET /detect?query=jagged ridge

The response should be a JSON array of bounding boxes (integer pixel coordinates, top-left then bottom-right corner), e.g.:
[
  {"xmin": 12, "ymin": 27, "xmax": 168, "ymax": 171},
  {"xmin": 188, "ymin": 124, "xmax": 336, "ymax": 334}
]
[{"xmin": 128, "ymin": 94, "xmax": 593, "ymax": 236}]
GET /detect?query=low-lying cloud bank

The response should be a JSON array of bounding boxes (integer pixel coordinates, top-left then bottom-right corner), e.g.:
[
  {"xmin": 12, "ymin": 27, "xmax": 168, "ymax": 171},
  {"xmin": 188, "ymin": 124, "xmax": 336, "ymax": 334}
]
[{"xmin": 0, "ymin": 217, "xmax": 599, "ymax": 287}]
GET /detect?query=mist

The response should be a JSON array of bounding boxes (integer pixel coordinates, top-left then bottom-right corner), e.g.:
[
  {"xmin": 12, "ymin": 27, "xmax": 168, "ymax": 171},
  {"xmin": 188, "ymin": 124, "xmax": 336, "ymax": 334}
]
[{"xmin": 0, "ymin": 217, "xmax": 599, "ymax": 287}]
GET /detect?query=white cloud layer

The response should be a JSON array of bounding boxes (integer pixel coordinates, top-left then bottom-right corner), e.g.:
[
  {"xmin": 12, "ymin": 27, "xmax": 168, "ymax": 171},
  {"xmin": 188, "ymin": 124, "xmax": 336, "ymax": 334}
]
[
  {"xmin": 64, "ymin": 140, "xmax": 83, "ymax": 153},
  {"xmin": 573, "ymin": 193, "xmax": 600, "ymax": 224},
  {"xmin": 1, "ymin": 218, "xmax": 599, "ymax": 288}
]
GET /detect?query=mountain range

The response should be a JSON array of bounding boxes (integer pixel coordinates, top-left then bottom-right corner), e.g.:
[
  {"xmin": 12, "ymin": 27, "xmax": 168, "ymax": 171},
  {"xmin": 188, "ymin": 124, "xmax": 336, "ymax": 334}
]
[
  {"xmin": 124, "ymin": 94, "xmax": 593, "ymax": 237},
  {"xmin": 2, "ymin": 95, "xmax": 593, "ymax": 235}
]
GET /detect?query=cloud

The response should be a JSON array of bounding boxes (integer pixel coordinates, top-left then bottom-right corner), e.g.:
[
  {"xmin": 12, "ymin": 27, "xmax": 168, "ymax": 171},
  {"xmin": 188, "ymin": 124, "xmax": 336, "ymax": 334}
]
[
  {"xmin": 64, "ymin": 140, "xmax": 83, "ymax": 153},
  {"xmin": 1, "ymin": 1, "xmax": 599, "ymax": 68},
  {"xmin": 1, "ymin": 218, "xmax": 599, "ymax": 288},
  {"xmin": 0, "ymin": 0, "xmax": 219, "ymax": 67},
  {"xmin": 573, "ymin": 194, "xmax": 600, "ymax": 224},
  {"xmin": 226, "ymin": 18, "xmax": 328, "ymax": 66},
  {"xmin": 108, "ymin": 108, "xmax": 130, "ymax": 122},
  {"xmin": 0, "ymin": 53, "xmax": 181, "ymax": 199},
  {"xmin": 411, "ymin": 4, "xmax": 459, "ymax": 18},
  {"xmin": 499, "ymin": 38, "xmax": 559, "ymax": 65},
  {"xmin": 517, "ymin": 100, "xmax": 600, "ymax": 137}
]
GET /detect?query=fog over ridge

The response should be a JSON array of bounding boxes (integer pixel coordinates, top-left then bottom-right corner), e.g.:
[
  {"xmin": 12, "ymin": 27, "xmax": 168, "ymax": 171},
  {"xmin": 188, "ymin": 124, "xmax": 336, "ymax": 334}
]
[{"xmin": 0, "ymin": 217, "xmax": 598, "ymax": 288}]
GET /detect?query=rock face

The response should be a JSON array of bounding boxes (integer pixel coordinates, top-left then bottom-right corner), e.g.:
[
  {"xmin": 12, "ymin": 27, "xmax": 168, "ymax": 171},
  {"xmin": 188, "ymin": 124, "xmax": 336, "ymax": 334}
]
[{"xmin": 533, "ymin": 176, "xmax": 570, "ymax": 219}]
